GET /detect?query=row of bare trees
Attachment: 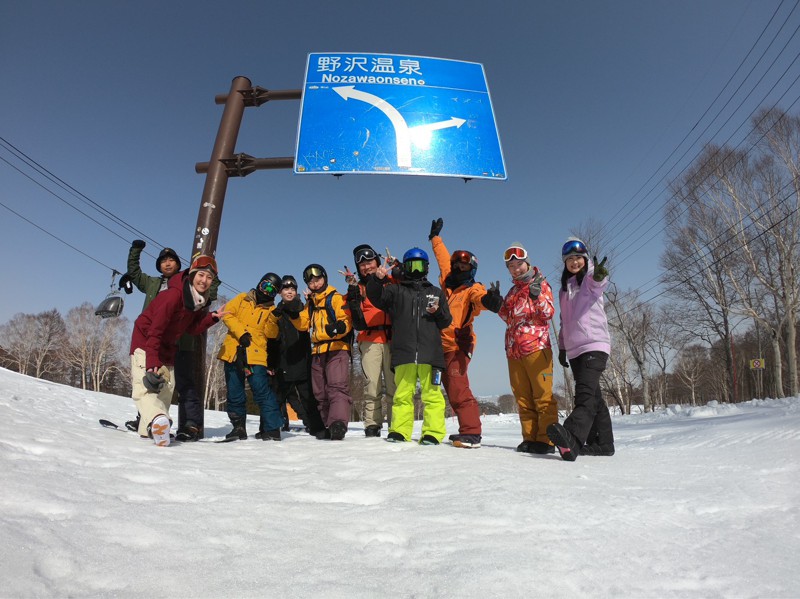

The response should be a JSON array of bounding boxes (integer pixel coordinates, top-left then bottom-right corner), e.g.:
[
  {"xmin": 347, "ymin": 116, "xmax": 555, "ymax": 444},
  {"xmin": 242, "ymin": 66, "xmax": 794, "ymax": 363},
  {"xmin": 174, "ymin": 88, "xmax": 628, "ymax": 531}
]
[
  {"xmin": 569, "ymin": 107, "xmax": 800, "ymax": 413},
  {"xmin": 0, "ymin": 304, "xmax": 131, "ymax": 395}
]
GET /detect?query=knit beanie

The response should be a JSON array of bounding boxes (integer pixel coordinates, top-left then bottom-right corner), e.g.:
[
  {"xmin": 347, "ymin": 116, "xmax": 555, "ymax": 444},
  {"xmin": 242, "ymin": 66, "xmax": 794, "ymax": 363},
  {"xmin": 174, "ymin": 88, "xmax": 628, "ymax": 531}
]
[{"xmin": 156, "ymin": 247, "xmax": 182, "ymax": 273}]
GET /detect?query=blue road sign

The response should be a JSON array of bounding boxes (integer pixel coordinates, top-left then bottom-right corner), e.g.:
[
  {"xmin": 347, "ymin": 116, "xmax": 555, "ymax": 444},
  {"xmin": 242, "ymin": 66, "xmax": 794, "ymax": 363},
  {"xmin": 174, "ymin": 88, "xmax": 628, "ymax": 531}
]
[{"xmin": 294, "ymin": 53, "xmax": 506, "ymax": 180}]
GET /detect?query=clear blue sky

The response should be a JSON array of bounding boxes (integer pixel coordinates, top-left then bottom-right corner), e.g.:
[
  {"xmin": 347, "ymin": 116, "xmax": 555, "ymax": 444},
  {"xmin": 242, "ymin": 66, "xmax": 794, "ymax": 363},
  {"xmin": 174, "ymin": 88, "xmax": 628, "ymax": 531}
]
[{"xmin": 1, "ymin": 0, "xmax": 796, "ymax": 395}]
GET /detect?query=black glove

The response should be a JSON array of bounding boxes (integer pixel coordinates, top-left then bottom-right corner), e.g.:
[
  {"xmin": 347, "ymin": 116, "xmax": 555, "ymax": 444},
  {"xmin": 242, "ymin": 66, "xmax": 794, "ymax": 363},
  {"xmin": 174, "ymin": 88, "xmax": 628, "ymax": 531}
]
[
  {"xmin": 346, "ymin": 284, "xmax": 362, "ymax": 303},
  {"xmin": 481, "ymin": 281, "xmax": 503, "ymax": 313},
  {"xmin": 271, "ymin": 304, "xmax": 283, "ymax": 319},
  {"xmin": 131, "ymin": 239, "xmax": 146, "ymax": 249},
  {"xmin": 239, "ymin": 332, "xmax": 252, "ymax": 348},
  {"xmin": 119, "ymin": 273, "xmax": 134, "ymax": 295},
  {"xmin": 558, "ymin": 350, "xmax": 570, "ymax": 369},
  {"xmin": 428, "ymin": 217, "xmax": 443, "ymax": 240},
  {"xmin": 325, "ymin": 321, "xmax": 347, "ymax": 337},
  {"xmin": 593, "ymin": 256, "xmax": 609, "ymax": 282},
  {"xmin": 529, "ymin": 272, "xmax": 544, "ymax": 300},
  {"xmin": 142, "ymin": 370, "xmax": 166, "ymax": 393},
  {"xmin": 454, "ymin": 326, "xmax": 474, "ymax": 358}
]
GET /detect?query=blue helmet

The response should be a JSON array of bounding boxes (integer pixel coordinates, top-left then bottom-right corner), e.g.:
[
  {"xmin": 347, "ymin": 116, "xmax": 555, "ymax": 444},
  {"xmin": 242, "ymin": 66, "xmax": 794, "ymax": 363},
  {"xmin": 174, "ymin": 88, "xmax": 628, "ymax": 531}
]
[{"xmin": 402, "ymin": 247, "xmax": 429, "ymax": 279}]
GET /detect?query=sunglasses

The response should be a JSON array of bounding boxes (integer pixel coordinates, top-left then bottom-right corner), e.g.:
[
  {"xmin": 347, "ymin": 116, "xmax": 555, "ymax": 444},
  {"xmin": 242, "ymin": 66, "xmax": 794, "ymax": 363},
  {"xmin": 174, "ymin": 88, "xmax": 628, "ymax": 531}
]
[
  {"xmin": 562, "ymin": 239, "xmax": 588, "ymax": 257},
  {"xmin": 191, "ymin": 255, "xmax": 218, "ymax": 276},
  {"xmin": 355, "ymin": 248, "xmax": 379, "ymax": 264},
  {"xmin": 404, "ymin": 259, "xmax": 427, "ymax": 274},
  {"xmin": 258, "ymin": 280, "xmax": 279, "ymax": 294},
  {"xmin": 503, "ymin": 247, "xmax": 527, "ymax": 262}
]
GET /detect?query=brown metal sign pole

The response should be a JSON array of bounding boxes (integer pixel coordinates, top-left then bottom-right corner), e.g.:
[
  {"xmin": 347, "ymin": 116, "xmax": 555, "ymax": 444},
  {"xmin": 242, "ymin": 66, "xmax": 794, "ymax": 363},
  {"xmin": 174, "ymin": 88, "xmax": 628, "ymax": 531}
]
[
  {"xmin": 192, "ymin": 75, "xmax": 252, "ymax": 260},
  {"xmin": 188, "ymin": 76, "xmax": 251, "ymax": 438}
]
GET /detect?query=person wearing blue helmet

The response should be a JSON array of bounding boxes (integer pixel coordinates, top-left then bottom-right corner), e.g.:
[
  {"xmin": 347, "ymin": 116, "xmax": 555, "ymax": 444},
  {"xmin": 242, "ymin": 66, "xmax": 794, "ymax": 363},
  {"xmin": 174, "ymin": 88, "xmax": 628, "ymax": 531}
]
[{"xmin": 366, "ymin": 247, "xmax": 452, "ymax": 445}]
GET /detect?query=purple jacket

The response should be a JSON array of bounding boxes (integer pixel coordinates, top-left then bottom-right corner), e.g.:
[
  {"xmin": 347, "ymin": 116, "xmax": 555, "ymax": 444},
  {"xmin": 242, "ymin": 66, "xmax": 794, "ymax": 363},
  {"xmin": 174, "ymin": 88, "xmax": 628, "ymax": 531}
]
[{"xmin": 557, "ymin": 260, "xmax": 611, "ymax": 360}]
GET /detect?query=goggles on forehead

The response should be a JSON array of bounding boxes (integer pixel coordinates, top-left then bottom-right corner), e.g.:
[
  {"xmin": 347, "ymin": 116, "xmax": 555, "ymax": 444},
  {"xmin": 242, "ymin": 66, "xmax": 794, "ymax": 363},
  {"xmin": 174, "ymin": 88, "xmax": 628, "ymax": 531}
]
[
  {"xmin": 191, "ymin": 255, "xmax": 218, "ymax": 276},
  {"xmin": 404, "ymin": 259, "xmax": 427, "ymax": 274},
  {"xmin": 355, "ymin": 247, "xmax": 379, "ymax": 264},
  {"xmin": 562, "ymin": 239, "xmax": 588, "ymax": 257},
  {"xmin": 281, "ymin": 280, "xmax": 297, "ymax": 289},
  {"xmin": 503, "ymin": 247, "xmax": 527, "ymax": 263},
  {"xmin": 258, "ymin": 280, "xmax": 279, "ymax": 295}
]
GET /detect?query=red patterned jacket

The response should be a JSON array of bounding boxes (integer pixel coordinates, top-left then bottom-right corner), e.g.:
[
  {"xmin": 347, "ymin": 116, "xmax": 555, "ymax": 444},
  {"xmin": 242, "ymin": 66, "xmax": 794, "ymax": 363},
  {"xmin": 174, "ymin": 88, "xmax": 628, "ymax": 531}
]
[{"xmin": 498, "ymin": 269, "xmax": 555, "ymax": 359}]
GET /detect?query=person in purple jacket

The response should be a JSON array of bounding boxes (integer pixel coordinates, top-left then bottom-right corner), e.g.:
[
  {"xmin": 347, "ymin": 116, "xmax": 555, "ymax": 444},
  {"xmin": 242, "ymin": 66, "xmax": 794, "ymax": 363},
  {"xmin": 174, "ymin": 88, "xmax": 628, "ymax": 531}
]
[{"xmin": 547, "ymin": 238, "xmax": 615, "ymax": 461}]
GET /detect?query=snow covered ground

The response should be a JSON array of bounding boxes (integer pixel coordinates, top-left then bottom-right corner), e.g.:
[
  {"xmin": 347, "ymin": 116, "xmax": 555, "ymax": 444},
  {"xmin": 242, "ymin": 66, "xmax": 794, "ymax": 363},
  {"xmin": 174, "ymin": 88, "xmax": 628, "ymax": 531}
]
[{"xmin": 1, "ymin": 367, "xmax": 798, "ymax": 598}]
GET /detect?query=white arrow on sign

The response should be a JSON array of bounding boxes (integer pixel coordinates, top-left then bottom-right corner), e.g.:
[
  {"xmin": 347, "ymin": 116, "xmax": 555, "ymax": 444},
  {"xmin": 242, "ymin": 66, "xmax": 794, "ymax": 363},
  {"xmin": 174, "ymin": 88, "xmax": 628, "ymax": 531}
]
[
  {"xmin": 334, "ymin": 86, "xmax": 412, "ymax": 168},
  {"xmin": 409, "ymin": 116, "xmax": 466, "ymax": 133}
]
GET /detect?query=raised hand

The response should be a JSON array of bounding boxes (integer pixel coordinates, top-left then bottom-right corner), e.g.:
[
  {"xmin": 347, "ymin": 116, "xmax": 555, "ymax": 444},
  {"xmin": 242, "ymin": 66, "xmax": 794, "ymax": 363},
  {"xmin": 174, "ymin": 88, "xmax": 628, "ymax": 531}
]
[
  {"xmin": 529, "ymin": 272, "xmax": 544, "ymax": 300},
  {"xmin": 428, "ymin": 217, "xmax": 443, "ymax": 240},
  {"xmin": 480, "ymin": 281, "xmax": 503, "ymax": 313},
  {"xmin": 593, "ymin": 256, "xmax": 609, "ymax": 281},
  {"xmin": 338, "ymin": 265, "xmax": 357, "ymax": 285}
]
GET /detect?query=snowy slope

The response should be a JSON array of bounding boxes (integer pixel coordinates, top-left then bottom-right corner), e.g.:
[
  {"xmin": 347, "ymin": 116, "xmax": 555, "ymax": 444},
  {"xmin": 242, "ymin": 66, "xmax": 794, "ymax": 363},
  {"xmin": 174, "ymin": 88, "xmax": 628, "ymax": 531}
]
[{"xmin": 1, "ymin": 367, "xmax": 798, "ymax": 598}]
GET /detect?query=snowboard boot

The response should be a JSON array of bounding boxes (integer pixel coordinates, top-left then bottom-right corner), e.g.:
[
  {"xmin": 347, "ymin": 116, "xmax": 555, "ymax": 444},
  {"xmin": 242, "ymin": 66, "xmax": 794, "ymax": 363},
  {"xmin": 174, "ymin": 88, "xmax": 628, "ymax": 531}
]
[
  {"xmin": 386, "ymin": 432, "xmax": 406, "ymax": 443},
  {"xmin": 149, "ymin": 415, "xmax": 171, "ymax": 447},
  {"xmin": 315, "ymin": 428, "xmax": 331, "ymax": 440},
  {"xmin": 529, "ymin": 441, "xmax": 555, "ymax": 454},
  {"xmin": 175, "ymin": 421, "xmax": 200, "ymax": 442},
  {"xmin": 364, "ymin": 425, "xmax": 382, "ymax": 438},
  {"xmin": 225, "ymin": 416, "xmax": 248, "ymax": 442},
  {"xmin": 547, "ymin": 423, "xmax": 580, "ymax": 462},
  {"xmin": 329, "ymin": 420, "xmax": 347, "ymax": 441},
  {"xmin": 419, "ymin": 434, "xmax": 440, "ymax": 446},
  {"xmin": 255, "ymin": 429, "xmax": 281, "ymax": 441},
  {"xmin": 580, "ymin": 443, "xmax": 615, "ymax": 456},
  {"xmin": 451, "ymin": 434, "xmax": 481, "ymax": 449}
]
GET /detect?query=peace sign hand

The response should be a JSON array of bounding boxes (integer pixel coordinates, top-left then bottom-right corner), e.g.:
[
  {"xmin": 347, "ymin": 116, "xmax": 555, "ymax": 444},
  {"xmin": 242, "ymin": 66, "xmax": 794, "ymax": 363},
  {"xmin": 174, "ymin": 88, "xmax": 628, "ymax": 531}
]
[{"xmin": 593, "ymin": 256, "xmax": 609, "ymax": 282}]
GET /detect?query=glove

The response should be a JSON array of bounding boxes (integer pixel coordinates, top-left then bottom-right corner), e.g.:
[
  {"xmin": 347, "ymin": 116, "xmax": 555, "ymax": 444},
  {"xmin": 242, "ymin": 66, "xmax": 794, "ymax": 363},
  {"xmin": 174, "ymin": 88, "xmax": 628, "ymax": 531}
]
[
  {"xmin": 271, "ymin": 304, "xmax": 283, "ymax": 319},
  {"xmin": 282, "ymin": 297, "xmax": 303, "ymax": 319},
  {"xmin": 142, "ymin": 366, "xmax": 169, "ymax": 393},
  {"xmin": 119, "ymin": 273, "xmax": 133, "ymax": 295},
  {"xmin": 593, "ymin": 256, "xmax": 609, "ymax": 281},
  {"xmin": 481, "ymin": 281, "xmax": 503, "ymax": 313},
  {"xmin": 238, "ymin": 332, "xmax": 252, "ymax": 348},
  {"xmin": 131, "ymin": 239, "xmax": 146, "ymax": 249},
  {"xmin": 558, "ymin": 350, "xmax": 570, "ymax": 369},
  {"xmin": 325, "ymin": 321, "xmax": 347, "ymax": 337},
  {"xmin": 529, "ymin": 272, "xmax": 544, "ymax": 300},
  {"xmin": 428, "ymin": 217, "xmax": 443, "ymax": 240}
]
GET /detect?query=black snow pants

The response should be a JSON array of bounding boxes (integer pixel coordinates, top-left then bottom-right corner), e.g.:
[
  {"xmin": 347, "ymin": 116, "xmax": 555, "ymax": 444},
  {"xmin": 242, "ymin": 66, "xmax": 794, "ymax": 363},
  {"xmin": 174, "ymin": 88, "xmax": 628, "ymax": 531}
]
[{"xmin": 564, "ymin": 351, "xmax": 614, "ymax": 446}]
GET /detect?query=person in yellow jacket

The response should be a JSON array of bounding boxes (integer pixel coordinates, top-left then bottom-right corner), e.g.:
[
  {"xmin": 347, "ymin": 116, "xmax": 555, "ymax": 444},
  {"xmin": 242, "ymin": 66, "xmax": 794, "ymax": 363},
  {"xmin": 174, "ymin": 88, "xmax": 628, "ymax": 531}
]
[
  {"xmin": 428, "ymin": 217, "xmax": 500, "ymax": 449},
  {"xmin": 285, "ymin": 264, "xmax": 353, "ymax": 441},
  {"xmin": 218, "ymin": 273, "xmax": 284, "ymax": 441}
]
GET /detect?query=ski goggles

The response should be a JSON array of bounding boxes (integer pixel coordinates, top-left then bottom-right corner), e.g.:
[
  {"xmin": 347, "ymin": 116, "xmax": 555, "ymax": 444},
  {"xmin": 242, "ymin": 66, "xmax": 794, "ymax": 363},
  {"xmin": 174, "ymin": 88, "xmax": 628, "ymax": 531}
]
[
  {"xmin": 355, "ymin": 247, "xmax": 379, "ymax": 264},
  {"xmin": 503, "ymin": 246, "xmax": 527, "ymax": 262},
  {"xmin": 451, "ymin": 250, "xmax": 477, "ymax": 267},
  {"xmin": 303, "ymin": 265, "xmax": 325, "ymax": 281},
  {"xmin": 404, "ymin": 259, "xmax": 427, "ymax": 274},
  {"xmin": 281, "ymin": 278, "xmax": 298, "ymax": 289},
  {"xmin": 190, "ymin": 255, "xmax": 218, "ymax": 276},
  {"xmin": 561, "ymin": 239, "xmax": 588, "ymax": 258},
  {"xmin": 258, "ymin": 279, "xmax": 279, "ymax": 295}
]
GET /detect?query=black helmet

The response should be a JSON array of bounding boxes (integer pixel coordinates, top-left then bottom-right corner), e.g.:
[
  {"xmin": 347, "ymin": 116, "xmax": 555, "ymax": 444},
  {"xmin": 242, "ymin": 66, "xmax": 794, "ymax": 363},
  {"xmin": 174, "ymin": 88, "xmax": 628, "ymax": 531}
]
[
  {"xmin": 256, "ymin": 272, "xmax": 282, "ymax": 298},
  {"xmin": 302, "ymin": 263, "xmax": 327, "ymax": 284},
  {"xmin": 281, "ymin": 275, "xmax": 298, "ymax": 289},
  {"xmin": 352, "ymin": 244, "xmax": 381, "ymax": 269},
  {"xmin": 156, "ymin": 248, "xmax": 181, "ymax": 273}
]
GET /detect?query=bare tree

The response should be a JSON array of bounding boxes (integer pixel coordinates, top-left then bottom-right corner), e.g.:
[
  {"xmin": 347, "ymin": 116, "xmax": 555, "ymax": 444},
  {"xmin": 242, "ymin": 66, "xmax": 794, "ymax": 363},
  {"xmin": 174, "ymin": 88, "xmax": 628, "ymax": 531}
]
[
  {"xmin": 672, "ymin": 344, "xmax": 708, "ymax": 406},
  {"xmin": 62, "ymin": 303, "xmax": 129, "ymax": 392},
  {"xmin": 0, "ymin": 310, "xmax": 67, "ymax": 380}
]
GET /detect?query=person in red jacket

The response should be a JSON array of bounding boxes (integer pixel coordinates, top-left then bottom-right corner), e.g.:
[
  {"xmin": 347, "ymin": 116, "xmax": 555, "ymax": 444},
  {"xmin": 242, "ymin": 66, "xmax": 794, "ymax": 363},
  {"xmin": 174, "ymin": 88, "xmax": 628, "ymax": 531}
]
[
  {"xmin": 491, "ymin": 242, "xmax": 556, "ymax": 454},
  {"xmin": 344, "ymin": 244, "xmax": 396, "ymax": 437},
  {"xmin": 129, "ymin": 256, "xmax": 227, "ymax": 446}
]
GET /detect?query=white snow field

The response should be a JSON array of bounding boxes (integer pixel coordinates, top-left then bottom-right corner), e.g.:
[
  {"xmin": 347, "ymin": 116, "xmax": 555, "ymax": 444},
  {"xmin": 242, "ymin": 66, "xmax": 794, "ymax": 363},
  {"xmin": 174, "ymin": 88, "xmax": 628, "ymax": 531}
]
[{"xmin": 1, "ymin": 366, "xmax": 798, "ymax": 598}]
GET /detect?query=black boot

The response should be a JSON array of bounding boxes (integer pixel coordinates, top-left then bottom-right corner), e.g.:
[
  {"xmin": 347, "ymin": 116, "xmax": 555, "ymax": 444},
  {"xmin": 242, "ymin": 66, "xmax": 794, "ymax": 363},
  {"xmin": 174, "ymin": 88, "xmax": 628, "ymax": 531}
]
[
  {"xmin": 225, "ymin": 416, "xmax": 247, "ymax": 441},
  {"xmin": 255, "ymin": 429, "xmax": 281, "ymax": 441},
  {"xmin": 125, "ymin": 414, "xmax": 141, "ymax": 432},
  {"xmin": 175, "ymin": 421, "xmax": 200, "ymax": 442},
  {"xmin": 365, "ymin": 425, "xmax": 382, "ymax": 438},
  {"xmin": 329, "ymin": 420, "xmax": 347, "ymax": 441},
  {"xmin": 546, "ymin": 423, "xmax": 580, "ymax": 462}
]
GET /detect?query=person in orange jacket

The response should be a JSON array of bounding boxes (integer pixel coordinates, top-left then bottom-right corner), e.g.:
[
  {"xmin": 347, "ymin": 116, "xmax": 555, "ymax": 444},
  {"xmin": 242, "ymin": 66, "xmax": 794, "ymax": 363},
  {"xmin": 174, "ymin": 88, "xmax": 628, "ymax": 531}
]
[{"xmin": 428, "ymin": 217, "xmax": 500, "ymax": 449}]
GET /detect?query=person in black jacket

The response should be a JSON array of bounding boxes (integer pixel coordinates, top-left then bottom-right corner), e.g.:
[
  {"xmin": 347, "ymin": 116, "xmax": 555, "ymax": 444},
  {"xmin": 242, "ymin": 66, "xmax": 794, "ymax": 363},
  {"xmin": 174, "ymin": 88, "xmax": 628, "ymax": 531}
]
[
  {"xmin": 268, "ymin": 275, "xmax": 325, "ymax": 435},
  {"xmin": 366, "ymin": 248, "xmax": 452, "ymax": 445}
]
